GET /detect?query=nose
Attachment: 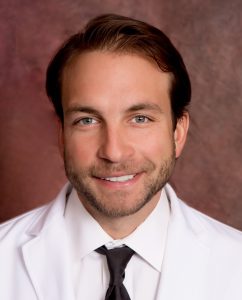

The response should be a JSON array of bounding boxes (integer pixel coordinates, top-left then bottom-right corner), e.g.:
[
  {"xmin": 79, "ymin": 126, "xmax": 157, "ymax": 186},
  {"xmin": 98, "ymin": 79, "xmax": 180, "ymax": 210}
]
[{"xmin": 97, "ymin": 125, "xmax": 135, "ymax": 163}]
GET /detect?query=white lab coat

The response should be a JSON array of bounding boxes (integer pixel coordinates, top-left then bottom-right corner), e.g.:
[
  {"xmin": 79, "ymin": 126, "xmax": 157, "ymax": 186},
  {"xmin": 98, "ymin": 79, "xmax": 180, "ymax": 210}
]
[{"xmin": 0, "ymin": 183, "xmax": 242, "ymax": 300}]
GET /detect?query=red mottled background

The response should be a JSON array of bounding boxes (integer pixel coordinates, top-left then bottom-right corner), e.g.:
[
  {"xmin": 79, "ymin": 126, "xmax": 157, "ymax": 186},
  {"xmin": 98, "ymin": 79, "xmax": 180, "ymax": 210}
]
[{"xmin": 0, "ymin": 0, "xmax": 242, "ymax": 229}]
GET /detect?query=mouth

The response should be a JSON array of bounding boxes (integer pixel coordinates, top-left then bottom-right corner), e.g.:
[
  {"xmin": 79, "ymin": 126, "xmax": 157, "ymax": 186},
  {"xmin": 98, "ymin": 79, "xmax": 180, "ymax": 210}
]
[
  {"xmin": 92, "ymin": 172, "xmax": 141, "ymax": 188},
  {"xmin": 100, "ymin": 174, "xmax": 136, "ymax": 182}
]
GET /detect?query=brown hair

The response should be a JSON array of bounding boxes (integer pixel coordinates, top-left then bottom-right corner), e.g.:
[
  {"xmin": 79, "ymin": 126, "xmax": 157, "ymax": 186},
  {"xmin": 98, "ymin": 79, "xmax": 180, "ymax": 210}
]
[{"xmin": 46, "ymin": 14, "xmax": 191, "ymax": 126}]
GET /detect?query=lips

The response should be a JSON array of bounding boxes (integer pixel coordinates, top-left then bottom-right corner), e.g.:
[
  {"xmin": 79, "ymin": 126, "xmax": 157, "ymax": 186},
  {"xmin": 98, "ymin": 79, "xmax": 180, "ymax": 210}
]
[
  {"xmin": 100, "ymin": 174, "xmax": 136, "ymax": 182},
  {"xmin": 92, "ymin": 172, "xmax": 143, "ymax": 189}
]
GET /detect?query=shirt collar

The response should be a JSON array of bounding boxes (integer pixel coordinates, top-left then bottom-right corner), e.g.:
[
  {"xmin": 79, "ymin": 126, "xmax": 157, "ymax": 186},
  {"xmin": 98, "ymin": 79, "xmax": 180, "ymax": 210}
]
[
  {"xmin": 64, "ymin": 188, "xmax": 112, "ymax": 260},
  {"xmin": 122, "ymin": 189, "xmax": 170, "ymax": 272},
  {"xmin": 64, "ymin": 187, "xmax": 170, "ymax": 272}
]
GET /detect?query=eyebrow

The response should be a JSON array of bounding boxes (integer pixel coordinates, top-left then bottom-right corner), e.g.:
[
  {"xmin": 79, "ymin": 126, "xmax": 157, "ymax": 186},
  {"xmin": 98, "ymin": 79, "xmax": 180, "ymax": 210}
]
[
  {"xmin": 65, "ymin": 102, "xmax": 163, "ymax": 117},
  {"xmin": 65, "ymin": 106, "xmax": 101, "ymax": 116},
  {"xmin": 126, "ymin": 102, "xmax": 163, "ymax": 113}
]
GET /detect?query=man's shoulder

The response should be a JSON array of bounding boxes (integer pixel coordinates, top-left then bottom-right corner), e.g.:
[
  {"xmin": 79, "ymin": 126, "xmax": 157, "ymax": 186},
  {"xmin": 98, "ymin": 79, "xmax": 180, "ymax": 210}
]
[
  {"xmin": 166, "ymin": 184, "xmax": 242, "ymax": 247},
  {"xmin": 183, "ymin": 200, "xmax": 242, "ymax": 241},
  {"xmin": 0, "ymin": 202, "xmax": 52, "ymax": 242},
  {"xmin": 0, "ymin": 183, "xmax": 70, "ymax": 243}
]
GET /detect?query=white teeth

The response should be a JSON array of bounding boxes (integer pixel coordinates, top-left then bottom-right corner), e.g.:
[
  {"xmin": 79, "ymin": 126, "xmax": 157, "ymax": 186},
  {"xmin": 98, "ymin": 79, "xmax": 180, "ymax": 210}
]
[{"xmin": 102, "ymin": 175, "xmax": 135, "ymax": 182}]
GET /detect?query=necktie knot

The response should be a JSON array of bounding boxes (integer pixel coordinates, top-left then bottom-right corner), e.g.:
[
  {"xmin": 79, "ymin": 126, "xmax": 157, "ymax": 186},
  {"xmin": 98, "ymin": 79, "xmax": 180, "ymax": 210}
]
[{"xmin": 96, "ymin": 245, "xmax": 134, "ymax": 299}]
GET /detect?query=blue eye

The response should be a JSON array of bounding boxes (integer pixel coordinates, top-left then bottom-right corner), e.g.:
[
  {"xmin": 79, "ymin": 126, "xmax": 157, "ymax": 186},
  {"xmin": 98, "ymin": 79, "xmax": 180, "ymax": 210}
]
[
  {"xmin": 133, "ymin": 115, "xmax": 149, "ymax": 123},
  {"xmin": 78, "ymin": 117, "xmax": 97, "ymax": 125}
]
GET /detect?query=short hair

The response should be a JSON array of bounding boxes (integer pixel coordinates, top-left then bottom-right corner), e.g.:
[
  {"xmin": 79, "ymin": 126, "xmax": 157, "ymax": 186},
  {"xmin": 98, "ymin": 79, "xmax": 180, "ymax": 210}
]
[{"xmin": 46, "ymin": 14, "xmax": 191, "ymax": 127}]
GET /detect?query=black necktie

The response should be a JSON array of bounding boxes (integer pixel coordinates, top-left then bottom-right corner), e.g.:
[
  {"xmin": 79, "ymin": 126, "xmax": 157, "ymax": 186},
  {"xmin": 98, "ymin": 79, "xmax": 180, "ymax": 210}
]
[{"xmin": 96, "ymin": 245, "xmax": 134, "ymax": 300}]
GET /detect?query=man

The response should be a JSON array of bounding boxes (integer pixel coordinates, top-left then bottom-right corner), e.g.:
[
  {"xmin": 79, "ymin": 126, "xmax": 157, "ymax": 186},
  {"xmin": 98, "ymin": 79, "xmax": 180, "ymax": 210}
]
[{"xmin": 0, "ymin": 14, "xmax": 242, "ymax": 300}]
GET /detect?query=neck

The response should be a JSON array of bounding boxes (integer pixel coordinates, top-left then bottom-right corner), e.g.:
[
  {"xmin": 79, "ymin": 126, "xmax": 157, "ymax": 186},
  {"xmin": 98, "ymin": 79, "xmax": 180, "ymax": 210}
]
[{"xmin": 81, "ymin": 193, "xmax": 161, "ymax": 239}]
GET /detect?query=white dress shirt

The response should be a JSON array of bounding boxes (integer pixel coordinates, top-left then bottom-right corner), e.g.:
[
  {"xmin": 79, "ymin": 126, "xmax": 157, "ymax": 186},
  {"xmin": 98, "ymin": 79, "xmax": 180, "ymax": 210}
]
[{"xmin": 64, "ymin": 188, "xmax": 170, "ymax": 300}]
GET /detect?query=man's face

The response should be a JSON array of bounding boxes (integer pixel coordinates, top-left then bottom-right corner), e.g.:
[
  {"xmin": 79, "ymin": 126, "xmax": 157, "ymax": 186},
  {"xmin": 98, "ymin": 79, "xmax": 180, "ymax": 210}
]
[{"xmin": 61, "ymin": 51, "xmax": 188, "ymax": 219}]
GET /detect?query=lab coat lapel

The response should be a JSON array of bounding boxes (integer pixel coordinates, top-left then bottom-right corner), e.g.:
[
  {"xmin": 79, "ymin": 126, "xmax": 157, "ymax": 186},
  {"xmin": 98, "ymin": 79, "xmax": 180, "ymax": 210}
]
[
  {"xmin": 156, "ymin": 185, "xmax": 211, "ymax": 300},
  {"xmin": 19, "ymin": 183, "xmax": 215, "ymax": 300},
  {"xmin": 22, "ymin": 185, "xmax": 75, "ymax": 300}
]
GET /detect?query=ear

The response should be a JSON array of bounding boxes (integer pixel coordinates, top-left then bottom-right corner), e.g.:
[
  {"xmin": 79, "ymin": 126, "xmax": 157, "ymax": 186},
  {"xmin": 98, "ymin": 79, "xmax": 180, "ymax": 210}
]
[
  {"xmin": 174, "ymin": 112, "xmax": 189, "ymax": 158},
  {"xmin": 58, "ymin": 120, "xmax": 65, "ymax": 158}
]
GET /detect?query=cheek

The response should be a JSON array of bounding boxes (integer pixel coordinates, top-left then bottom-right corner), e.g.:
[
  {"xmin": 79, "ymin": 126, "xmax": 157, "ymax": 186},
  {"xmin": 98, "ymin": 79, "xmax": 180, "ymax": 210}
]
[
  {"xmin": 132, "ymin": 128, "xmax": 174, "ymax": 159},
  {"xmin": 64, "ymin": 133, "xmax": 97, "ymax": 166}
]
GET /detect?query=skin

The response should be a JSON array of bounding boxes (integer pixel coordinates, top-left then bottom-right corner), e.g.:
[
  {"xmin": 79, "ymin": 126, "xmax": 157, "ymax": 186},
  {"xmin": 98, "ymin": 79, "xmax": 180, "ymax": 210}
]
[{"xmin": 60, "ymin": 51, "xmax": 189, "ymax": 239}]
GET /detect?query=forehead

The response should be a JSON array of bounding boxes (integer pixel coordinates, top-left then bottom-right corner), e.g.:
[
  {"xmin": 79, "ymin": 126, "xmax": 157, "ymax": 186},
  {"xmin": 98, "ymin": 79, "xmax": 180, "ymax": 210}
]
[{"xmin": 61, "ymin": 51, "xmax": 172, "ymax": 112}]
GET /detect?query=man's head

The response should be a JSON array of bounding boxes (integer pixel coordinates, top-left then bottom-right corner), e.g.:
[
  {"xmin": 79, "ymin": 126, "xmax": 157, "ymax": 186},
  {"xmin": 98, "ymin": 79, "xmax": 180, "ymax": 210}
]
[
  {"xmin": 45, "ymin": 14, "xmax": 190, "ymax": 224},
  {"xmin": 46, "ymin": 14, "xmax": 191, "ymax": 128}
]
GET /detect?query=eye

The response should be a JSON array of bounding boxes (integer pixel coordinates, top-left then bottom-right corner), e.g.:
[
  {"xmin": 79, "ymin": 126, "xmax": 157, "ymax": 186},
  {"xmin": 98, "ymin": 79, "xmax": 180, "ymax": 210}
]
[
  {"xmin": 75, "ymin": 117, "xmax": 98, "ymax": 126},
  {"xmin": 132, "ymin": 115, "xmax": 149, "ymax": 123}
]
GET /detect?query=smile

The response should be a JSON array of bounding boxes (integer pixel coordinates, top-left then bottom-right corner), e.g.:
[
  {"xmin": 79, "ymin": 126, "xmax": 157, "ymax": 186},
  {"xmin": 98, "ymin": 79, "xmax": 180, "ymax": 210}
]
[{"xmin": 101, "ymin": 174, "xmax": 136, "ymax": 182}]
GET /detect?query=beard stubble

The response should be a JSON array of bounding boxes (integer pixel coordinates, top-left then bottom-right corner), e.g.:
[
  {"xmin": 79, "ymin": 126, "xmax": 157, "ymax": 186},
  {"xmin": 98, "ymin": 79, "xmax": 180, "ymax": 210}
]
[{"xmin": 64, "ymin": 147, "xmax": 176, "ymax": 218}]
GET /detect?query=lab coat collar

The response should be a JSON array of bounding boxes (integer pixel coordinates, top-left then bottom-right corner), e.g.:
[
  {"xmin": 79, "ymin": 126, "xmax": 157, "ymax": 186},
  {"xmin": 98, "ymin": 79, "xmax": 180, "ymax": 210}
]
[
  {"xmin": 21, "ymin": 183, "xmax": 212, "ymax": 300},
  {"xmin": 22, "ymin": 183, "xmax": 75, "ymax": 300}
]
